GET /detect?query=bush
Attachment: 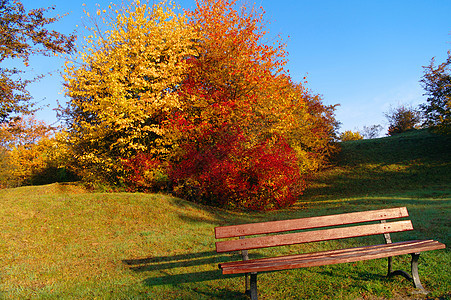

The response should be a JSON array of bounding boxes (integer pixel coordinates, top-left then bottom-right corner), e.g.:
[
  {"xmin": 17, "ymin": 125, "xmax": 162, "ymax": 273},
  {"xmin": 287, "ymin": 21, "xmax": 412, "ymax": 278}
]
[
  {"xmin": 169, "ymin": 127, "xmax": 305, "ymax": 211},
  {"xmin": 0, "ymin": 117, "xmax": 79, "ymax": 188},
  {"xmin": 0, "ymin": 117, "xmax": 59, "ymax": 187},
  {"xmin": 121, "ymin": 154, "xmax": 169, "ymax": 192},
  {"xmin": 339, "ymin": 130, "xmax": 363, "ymax": 142},
  {"xmin": 0, "ymin": 148, "xmax": 17, "ymax": 188}
]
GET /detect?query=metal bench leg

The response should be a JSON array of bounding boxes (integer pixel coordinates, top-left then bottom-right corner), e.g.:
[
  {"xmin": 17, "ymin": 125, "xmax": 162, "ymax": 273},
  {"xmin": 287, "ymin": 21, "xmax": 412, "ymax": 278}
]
[
  {"xmin": 411, "ymin": 253, "xmax": 425, "ymax": 291},
  {"xmin": 240, "ymin": 237, "xmax": 254, "ymax": 297},
  {"xmin": 387, "ymin": 253, "xmax": 427, "ymax": 293},
  {"xmin": 387, "ymin": 256, "xmax": 413, "ymax": 281},
  {"xmin": 244, "ymin": 273, "xmax": 250, "ymax": 294},
  {"xmin": 387, "ymin": 256, "xmax": 393, "ymax": 275},
  {"xmin": 249, "ymin": 272, "xmax": 258, "ymax": 300}
]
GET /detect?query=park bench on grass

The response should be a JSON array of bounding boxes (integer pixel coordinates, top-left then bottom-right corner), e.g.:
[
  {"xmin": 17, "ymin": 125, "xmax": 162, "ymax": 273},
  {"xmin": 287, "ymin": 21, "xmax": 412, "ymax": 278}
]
[{"xmin": 215, "ymin": 207, "xmax": 446, "ymax": 300}]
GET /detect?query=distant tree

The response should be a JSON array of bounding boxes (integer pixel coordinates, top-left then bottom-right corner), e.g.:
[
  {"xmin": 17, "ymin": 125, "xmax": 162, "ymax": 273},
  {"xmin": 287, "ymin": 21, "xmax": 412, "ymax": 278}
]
[
  {"xmin": 361, "ymin": 124, "xmax": 383, "ymax": 139},
  {"xmin": 420, "ymin": 51, "xmax": 451, "ymax": 135},
  {"xmin": 0, "ymin": 0, "xmax": 75, "ymax": 123},
  {"xmin": 339, "ymin": 130, "xmax": 363, "ymax": 142},
  {"xmin": 0, "ymin": 115, "xmax": 51, "ymax": 149},
  {"xmin": 385, "ymin": 104, "xmax": 422, "ymax": 136},
  {"xmin": 0, "ymin": 116, "xmax": 51, "ymax": 186}
]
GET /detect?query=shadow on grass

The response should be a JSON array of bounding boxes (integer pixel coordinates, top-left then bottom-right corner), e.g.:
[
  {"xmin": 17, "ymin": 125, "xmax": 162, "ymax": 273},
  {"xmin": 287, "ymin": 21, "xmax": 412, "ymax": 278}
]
[
  {"xmin": 123, "ymin": 251, "xmax": 254, "ymax": 288},
  {"xmin": 318, "ymin": 269, "xmax": 388, "ymax": 283},
  {"xmin": 124, "ymin": 251, "xmax": 248, "ymax": 299},
  {"xmin": 154, "ymin": 285, "xmax": 248, "ymax": 300},
  {"xmin": 169, "ymin": 197, "xmax": 274, "ymax": 226},
  {"xmin": 141, "ymin": 270, "xmax": 242, "ymax": 286},
  {"xmin": 124, "ymin": 251, "xmax": 239, "ymax": 272}
]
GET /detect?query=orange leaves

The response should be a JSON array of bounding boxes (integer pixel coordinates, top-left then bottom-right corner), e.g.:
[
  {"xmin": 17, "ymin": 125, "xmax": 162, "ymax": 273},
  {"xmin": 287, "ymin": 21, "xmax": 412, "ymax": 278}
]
[
  {"xmin": 63, "ymin": 0, "xmax": 338, "ymax": 208},
  {"xmin": 167, "ymin": 0, "xmax": 312, "ymax": 210},
  {"xmin": 177, "ymin": 0, "xmax": 291, "ymax": 134}
]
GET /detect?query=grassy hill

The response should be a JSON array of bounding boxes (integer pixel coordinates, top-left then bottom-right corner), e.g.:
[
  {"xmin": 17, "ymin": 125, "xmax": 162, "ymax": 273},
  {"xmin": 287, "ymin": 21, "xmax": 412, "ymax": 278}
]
[
  {"xmin": 0, "ymin": 129, "xmax": 449, "ymax": 299},
  {"xmin": 303, "ymin": 129, "xmax": 450, "ymax": 201}
]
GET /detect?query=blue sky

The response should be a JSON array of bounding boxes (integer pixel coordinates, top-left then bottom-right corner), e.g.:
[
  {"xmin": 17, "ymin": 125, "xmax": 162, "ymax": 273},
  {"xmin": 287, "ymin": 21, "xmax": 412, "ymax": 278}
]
[{"xmin": 18, "ymin": 0, "xmax": 451, "ymax": 134}]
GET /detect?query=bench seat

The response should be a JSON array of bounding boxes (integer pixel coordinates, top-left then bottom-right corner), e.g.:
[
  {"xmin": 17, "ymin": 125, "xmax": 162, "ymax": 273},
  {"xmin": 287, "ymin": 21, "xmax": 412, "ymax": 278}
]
[{"xmin": 220, "ymin": 239, "xmax": 444, "ymax": 274}]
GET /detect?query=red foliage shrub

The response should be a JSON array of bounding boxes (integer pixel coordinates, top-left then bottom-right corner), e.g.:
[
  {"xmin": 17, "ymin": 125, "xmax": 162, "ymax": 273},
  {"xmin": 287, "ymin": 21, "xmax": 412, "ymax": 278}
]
[
  {"xmin": 121, "ymin": 153, "xmax": 168, "ymax": 192},
  {"xmin": 169, "ymin": 126, "xmax": 305, "ymax": 211}
]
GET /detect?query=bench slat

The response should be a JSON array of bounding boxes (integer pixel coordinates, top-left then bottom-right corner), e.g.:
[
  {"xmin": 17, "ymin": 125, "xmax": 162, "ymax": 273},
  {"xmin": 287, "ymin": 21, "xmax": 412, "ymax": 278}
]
[
  {"xmin": 216, "ymin": 220, "xmax": 413, "ymax": 253},
  {"xmin": 219, "ymin": 240, "xmax": 425, "ymax": 268},
  {"xmin": 220, "ymin": 240, "xmax": 445, "ymax": 274},
  {"xmin": 215, "ymin": 207, "xmax": 408, "ymax": 239}
]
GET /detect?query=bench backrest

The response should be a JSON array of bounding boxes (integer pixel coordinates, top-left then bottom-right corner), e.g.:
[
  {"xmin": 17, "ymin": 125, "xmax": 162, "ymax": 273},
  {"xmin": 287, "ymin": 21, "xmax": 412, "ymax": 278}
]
[{"xmin": 215, "ymin": 207, "xmax": 412, "ymax": 253}]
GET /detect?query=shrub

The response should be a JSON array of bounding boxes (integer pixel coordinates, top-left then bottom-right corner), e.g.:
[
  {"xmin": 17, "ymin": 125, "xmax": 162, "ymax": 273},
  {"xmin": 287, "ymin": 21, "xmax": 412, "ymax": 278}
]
[
  {"xmin": 121, "ymin": 153, "xmax": 169, "ymax": 192},
  {"xmin": 0, "ymin": 118, "xmax": 79, "ymax": 188},
  {"xmin": 339, "ymin": 130, "xmax": 363, "ymax": 142},
  {"xmin": 0, "ymin": 148, "xmax": 17, "ymax": 188},
  {"xmin": 169, "ymin": 127, "xmax": 305, "ymax": 211},
  {"xmin": 4, "ymin": 134, "xmax": 78, "ymax": 187},
  {"xmin": 0, "ymin": 117, "xmax": 51, "ymax": 187}
]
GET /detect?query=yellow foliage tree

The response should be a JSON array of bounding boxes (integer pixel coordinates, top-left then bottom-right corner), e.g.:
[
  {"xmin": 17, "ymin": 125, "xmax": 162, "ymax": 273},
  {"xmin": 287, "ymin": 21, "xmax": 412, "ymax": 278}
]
[
  {"xmin": 63, "ymin": 0, "xmax": 198, "ymax": 182},
  {"xmin": 339, "ymin": 130, "xmax": 363, "ymax": 142},
  {"xmin": 0, "ymin": 116, "xmax": 63, "ymax": 186}
]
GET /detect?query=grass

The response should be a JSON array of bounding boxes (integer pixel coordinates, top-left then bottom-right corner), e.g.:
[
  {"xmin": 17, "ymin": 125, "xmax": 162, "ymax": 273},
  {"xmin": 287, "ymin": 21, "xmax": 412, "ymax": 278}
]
[{"xmin": 0, "ymin": 129, "xmax": 449, "ymax": 299}]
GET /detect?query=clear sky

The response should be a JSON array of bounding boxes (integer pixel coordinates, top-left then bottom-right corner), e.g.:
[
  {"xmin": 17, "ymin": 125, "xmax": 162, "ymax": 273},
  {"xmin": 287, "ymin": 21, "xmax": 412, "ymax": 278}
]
[{"xmin": 17, "ymin": 0, "xmax": 451, "ymax": 134}]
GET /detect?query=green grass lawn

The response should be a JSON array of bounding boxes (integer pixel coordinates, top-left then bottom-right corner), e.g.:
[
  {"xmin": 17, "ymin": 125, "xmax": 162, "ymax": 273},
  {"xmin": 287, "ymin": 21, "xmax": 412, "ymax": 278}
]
[{"xmin": 0, "ymin": 130, "xmax": 449, "ymax": 299}]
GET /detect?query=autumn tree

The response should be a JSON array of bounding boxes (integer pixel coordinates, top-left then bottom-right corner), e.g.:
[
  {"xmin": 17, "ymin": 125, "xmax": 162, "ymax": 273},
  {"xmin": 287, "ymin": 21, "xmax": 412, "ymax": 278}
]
[
  {"xmin": 420, "ymin": 51, "xmax": 451, "ymax": 135},
  {"xmin": 339, "ymin": 130, "xmax": 363, "ymax": 142},
  {"xmin": 170, "ymin": 0, "xmax": 338, "ymax": 168},
  {"xmin": 0, "ymin": 116, "xmax": 72, "ymax": 187},
  {"xmin": 169, "ymin": 0, "xmax": 289, "ymax": 143},
  {"xmin": 167, "ymin": 0, "xmax": 338, "ymax": 209},
  {"xmin": 385, "ymin": 104, "xmax": 422, "ymax": 136},
  {"xmin": 0, "ymin": 0, "xmax": 75, "ymax": 123},
  {"xmin": 63, "ymin": 0, "xmax": 197, "ymax": 183}
]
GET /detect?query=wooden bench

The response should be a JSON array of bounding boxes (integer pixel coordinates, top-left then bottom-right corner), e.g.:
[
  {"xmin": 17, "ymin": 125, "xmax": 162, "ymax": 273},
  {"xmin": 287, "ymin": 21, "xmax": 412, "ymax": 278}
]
[{"xmin": 215, "ymin": 207, "xmax": 446, "ymax": 299}]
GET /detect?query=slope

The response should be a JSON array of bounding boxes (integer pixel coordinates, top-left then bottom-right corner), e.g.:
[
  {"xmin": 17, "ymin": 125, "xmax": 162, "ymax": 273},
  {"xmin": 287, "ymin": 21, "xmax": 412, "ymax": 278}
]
[{"xmin": 0, "ymin": 129, "xmax": 449, "ymax": 299}]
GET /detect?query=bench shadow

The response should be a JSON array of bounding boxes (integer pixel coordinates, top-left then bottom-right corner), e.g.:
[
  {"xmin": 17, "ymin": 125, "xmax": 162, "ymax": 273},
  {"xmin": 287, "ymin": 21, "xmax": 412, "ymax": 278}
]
[
  {"xmin": 318, "ymin": 269, "xmax": 388, "ymax": 282},
  {"xmin": 141, "ymin": 269, "xmax": 242, "ymax": 286},
  {"xmin": 123, "ymin": 251, "xmax": 223, "ymax": 272},
  {"xmin": 123, "ymin": 250, "xmax": 254, "ymax": 288}
]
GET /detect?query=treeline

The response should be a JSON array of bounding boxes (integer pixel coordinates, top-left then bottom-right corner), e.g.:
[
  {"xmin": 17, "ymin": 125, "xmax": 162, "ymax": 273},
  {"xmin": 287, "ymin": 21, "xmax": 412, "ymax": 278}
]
[{"xmin": 2, "ymin": 0, "xmax": 449, "ymax": 210}]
